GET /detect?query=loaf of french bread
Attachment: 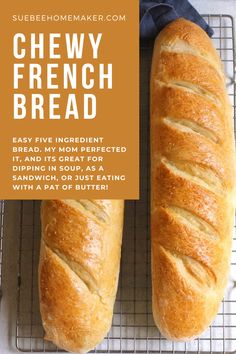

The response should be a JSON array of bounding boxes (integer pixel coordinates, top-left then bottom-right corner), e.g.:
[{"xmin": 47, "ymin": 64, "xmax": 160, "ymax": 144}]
[{"xmin": 150, "ymin": 18, "xmax": 236, "ymax": 341}]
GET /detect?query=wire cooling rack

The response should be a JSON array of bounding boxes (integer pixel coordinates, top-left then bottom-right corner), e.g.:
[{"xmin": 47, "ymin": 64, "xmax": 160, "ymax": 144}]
[
  {"xmin": 16, "ymin": 14, "xmax": 236, "ymax": 354},
  {"xmin": 0, "ymin": 201, "xmax": 4, "ymax": 302}
]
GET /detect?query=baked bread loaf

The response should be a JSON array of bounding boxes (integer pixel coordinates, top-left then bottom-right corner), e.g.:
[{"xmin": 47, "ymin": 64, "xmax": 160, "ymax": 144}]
[
  {"xmin": 39, "ymin": 199, "xmax": 124, "ymax": 352},
  {"xmin": 150, "ymin": 18, "xmax": 236, "ymax": 341}
]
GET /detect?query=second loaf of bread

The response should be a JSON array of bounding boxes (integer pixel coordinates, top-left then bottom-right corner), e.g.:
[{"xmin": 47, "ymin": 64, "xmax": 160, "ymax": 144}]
[{"xmin": 39, "ymin": 199, "xmax": 124, "ymax": 353}]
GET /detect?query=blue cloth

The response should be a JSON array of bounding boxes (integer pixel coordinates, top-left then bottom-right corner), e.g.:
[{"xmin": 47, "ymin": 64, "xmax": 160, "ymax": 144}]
[{"xmin": 140, "ymin": 0, "xmax": 214, "ymax": 40}]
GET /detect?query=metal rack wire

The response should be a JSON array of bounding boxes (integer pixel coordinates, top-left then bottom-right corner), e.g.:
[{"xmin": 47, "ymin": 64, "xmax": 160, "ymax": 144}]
[
  {"xmin": 15, "ymin": 14, "xmax": 236, "ymax": 354},
  {"xmin": 0, "ymin": 201, "xmax": 4, "ymax": 302}
]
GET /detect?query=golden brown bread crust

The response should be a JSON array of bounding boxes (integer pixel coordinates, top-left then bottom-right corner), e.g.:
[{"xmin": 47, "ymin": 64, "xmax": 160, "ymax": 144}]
[
  {"xmin": 39, "ymin": 199, "xmax": 124, "ymax": 352},
  {"xmin": 151, "ymin": 18, "xmax": 236, "ymax": 341}
]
